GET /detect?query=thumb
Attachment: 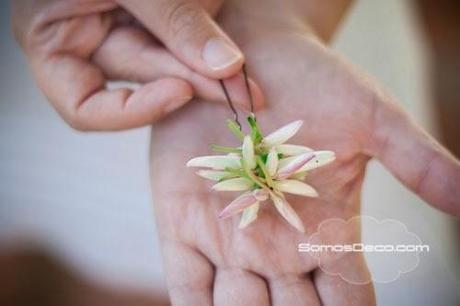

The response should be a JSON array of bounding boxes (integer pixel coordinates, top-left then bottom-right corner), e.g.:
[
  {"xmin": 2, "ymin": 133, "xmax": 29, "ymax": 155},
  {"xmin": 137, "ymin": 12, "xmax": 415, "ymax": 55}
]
[
  {"xmin": 118, "ymin": 0, "xmax": 244, "ymax": 79},
  {"xmin": 366, "ymin": 100, "xmax": 460, "ymax": 217}
]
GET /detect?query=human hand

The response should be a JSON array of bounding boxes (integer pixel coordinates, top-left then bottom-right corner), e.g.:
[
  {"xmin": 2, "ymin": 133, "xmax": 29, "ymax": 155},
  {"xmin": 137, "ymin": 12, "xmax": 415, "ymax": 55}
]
[
  {"xmin": 150, "ymin": 0, "xmax": 460, "ymax": 305},
  {"xmin": 12, "ymin": 0, "xmax": 263, "ymax": 131}
]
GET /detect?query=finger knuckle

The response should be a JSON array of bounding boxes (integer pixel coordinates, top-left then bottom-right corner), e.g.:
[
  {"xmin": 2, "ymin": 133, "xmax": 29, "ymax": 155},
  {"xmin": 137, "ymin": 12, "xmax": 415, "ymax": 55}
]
[
  {"xmin": 11, "ymin": 3, "xmax": 53, "ymax": 52},
  {"xmin": 65, "ymin": 112, "xmax": 90, "ymax": 132},
  {"xmin": 164, "ymin": 1, "xmax": 205, "ymax": 40}
]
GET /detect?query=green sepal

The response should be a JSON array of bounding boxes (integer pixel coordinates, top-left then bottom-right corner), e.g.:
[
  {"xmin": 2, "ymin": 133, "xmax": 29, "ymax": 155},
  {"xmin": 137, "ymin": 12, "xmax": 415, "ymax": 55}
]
[
  {"xmin": 247, "ymin": 116, "xmax": 263, "ymax": 145},
  {"xmin": 226, "ymin": 119, "xmax": 245, "ymax": 141},
  {"xmin": 240, "ymin": 158, "xmax": 266, "ymax": 189},
  {"xmin": 256, "ymin": 156, "xmax": 274, "ymax": 188},
  {"xmin": 260, "ymin": 153, "xmax": 268, "ymax": 163}
]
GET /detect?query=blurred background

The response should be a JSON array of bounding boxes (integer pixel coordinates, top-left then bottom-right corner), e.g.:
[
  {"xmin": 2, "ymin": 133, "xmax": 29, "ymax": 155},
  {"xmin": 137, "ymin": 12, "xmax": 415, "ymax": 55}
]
[{"xmin": 0, "ymin": 0, "xmax": 459, "ymax": 305}]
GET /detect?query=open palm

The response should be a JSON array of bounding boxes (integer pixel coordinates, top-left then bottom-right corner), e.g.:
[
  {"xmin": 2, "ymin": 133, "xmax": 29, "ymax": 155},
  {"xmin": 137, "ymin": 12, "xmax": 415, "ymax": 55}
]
[{"xmin": 150, "ymin": 5, "xmax": 460, "ymax": 306}]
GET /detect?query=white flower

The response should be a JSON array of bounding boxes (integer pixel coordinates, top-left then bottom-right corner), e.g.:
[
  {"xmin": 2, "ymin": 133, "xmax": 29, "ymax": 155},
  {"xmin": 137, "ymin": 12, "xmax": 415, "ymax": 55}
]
[
  {"xmin": 186, "ymin": 117, "xmax": 336, "ymax": 232},
  {"xmin": 262, "ymin": 120, "xmax": 303, "ymax": 147},
  {"xmin": 266, "ymin": 149, "xmax": 279, "ymax": 176},
  {"xmin": 242, "ymin": 135, "xmax": 256, "ymax": 169},
  {"xmin": 296, "ymin": 150, "xmax": 336, "ymax": 172},
  {"xmin": 187, "ymin": 155, "xmax": 241, "ymax": 169},
  {"xmin": 212, "ymin": 177, "xmax": 254, "ymax": 191},
  {"xmin": 274, "ymin": 180, "xmax": 318, "ymax": 197},
  {"xmin": 271, "ymin": 192, "xmax": 305, "ymax": 233},
  {"xmin": 196, "ymin": 170, "xmax": 230, "ymax": 181},
  {"xmin": 276, "ymin": 144, "xmax": 312, "ymax": 156},
  {"xmin": 275, "ymin": 152, "xmax": 314, "ymax": 179}
]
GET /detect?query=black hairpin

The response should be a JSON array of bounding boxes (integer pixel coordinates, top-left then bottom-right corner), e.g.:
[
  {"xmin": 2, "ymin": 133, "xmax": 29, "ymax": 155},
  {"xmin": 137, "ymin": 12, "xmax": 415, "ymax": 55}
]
[
  {"xmin": 219, "ymin": 64, "xmax": 255, "ymax": 130},
  {"xmin": 242, "ymin": 64, "xmax": 255, "ymax": 115}
]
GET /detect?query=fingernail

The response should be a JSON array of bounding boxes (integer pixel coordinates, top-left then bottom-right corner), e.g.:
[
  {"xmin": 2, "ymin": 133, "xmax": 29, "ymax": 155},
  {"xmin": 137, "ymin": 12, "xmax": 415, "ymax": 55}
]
[
  {"xmin": 202, "ymin": 37, "xmax": 243, "ymax": 71},
  {"xmin": 164, "ymin": 96, "xmax": 192, "ymax": 113}
]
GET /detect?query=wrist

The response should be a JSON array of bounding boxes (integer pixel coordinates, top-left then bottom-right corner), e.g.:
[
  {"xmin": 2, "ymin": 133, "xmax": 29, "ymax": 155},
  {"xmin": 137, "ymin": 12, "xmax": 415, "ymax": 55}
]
[
  {"xmin": 221, "ymin": 0, "xmax": 352, "ymax": 43},
  {"xmin": 218, "ymin": 7, "xmax": 316, "ymax": 59}
]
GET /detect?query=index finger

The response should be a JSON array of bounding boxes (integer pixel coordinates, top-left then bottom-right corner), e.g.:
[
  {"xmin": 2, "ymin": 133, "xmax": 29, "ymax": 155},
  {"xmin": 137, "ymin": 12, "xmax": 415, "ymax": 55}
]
[{"xmin": 31, "ymin": 54, "xmax": 194, "ymax": 131}]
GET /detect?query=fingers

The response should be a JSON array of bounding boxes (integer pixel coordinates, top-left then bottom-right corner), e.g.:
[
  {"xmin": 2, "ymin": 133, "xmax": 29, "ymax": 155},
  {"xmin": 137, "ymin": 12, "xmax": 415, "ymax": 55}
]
[
  {"xmin": 314, "ymin": 271, "xmax": 376, "ymax": 306},
  {"xmin": 162, "ymin": 240, "xmax": 214, "ymax": 306},
  {"xmin": 213, "ymin": 268, "xmax": 270, "ymax": 306},
  {"xmin": 313, "ymin": 254, "xmax": 376, "ymax": 306},
  {"xmin": 118, "ymin": 0, "xmax": 244, "ymax": 79},
  {"xmin": 367, "ymin": 100, "xmax": 460, "ymax": 216},
  {"xmin": 32, "ymin": 54, "xmax": 193, "ymax": 131},
  {"xmin": 92, "ymin": 26, "xmax": 264, "ymax": 111},
  {"xmin": 268, "ymin": 273, "xmax": 322, "ymax": 306}
]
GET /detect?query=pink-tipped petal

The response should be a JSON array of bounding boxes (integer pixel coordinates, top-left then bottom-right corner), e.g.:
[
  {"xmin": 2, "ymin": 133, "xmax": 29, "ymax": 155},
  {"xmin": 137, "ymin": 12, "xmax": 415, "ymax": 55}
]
[
  {"xmin": 276, "ymin": 152, "xmax": 314, "ymax": 179},
  {"xmin": 274, "ymin": 179, "xmax": 318, "ymax": 197},
  {"xmin": 212, "ymin": 177, "xmax": 253, "ymax": 191},
  {"xmin": 263, "ymin": 120, "xmax": 303, "ymax": 147},
  {"xmin": 252, "ymin": 189, "xmax": 269, "ymax": 201},
  {"xmin": 271, "ymin": 194, "xmax": 305, "ymax": 232},
  {"xmin": 218, "ymin": 192, "xmax": 258, "ymax": 219},
  {"xmin": 239, "ymin": 203, "xmax": 260, "ymax": 228},
  {"xmin": 187, "ymin": 155, "xmax": 241, "ymax": 169},
  {"xmin": 296, "ymin": 151, "xmax": 336, "ymax": 172},
  {"xmin": 276, "ymin": 144, "xmax": 313, "ymax": 156}
]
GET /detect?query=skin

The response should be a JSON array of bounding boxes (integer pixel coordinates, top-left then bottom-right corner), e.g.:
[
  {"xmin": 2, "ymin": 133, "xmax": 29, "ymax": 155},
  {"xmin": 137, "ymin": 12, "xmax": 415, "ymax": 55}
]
[
  {"xmin": 12, "ymin": 0, "xmax": 460, "ymax": 304},
  {"xmin": 12, "ymin": 0, "xmax": 261, "ymax": 131},
  {"xmin": 150, "ymin": 0, "xmax": 460, "ymax": 305}
]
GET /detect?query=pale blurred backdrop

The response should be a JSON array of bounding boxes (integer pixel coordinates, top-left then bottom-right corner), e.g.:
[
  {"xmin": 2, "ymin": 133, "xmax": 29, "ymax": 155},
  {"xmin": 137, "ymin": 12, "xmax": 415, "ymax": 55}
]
[{"xmin": 0, "ymin": 1, "xmax": 458, "ymax": 305}]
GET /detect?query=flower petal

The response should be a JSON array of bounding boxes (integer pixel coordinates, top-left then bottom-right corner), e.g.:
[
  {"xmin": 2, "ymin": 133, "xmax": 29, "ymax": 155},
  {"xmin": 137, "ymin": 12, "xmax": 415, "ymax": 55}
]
[
  {"xmin": 242, "ymin": 135, "xmax": 256, "ymax": 169},
  {"xmin": 196, "ymin": 170, "xmax": 230, "ymax": 181},
  {"xmin": 252, "ymin": 188, "xmax": 269, "ymax": 201},
  {"xmin": 218, "ymin": 192, "xmax": 258, "ymax": 219},
  {"xmin": 271, "ymin": 194, "xmax": 305, "ymax": 232},
  {"xmin": 263, "ymin": 120, "xmax": 303, "ymax": 147},
  {"xmin": 296, "ymin": 151, "xmax": 336, "ymax": 172},
  {"xmin": 187, "ymin": 155, "xmax": 241, "ymax": 169},
  {"xmin": 276, "ymin": 152, "xmax": 314, "ymax": 179},
  {"xmin": 290, "ymin": 171, "xmax": 308, "ymax": 180},
  {"xmin": 266, "ymin": 149, "xmax": 279, "ymax": 177},
  {"xmin": 239, "ymin": 203, "xmax": 260, "ymax": 229},
  {"xmin": 274, "ymin": 179, "xmax": 318, "ymax": 197},
  {"xmin": 276, "ymin": 144, "xmax": 313, "ymax": 156},
  {"xmin": 212, "ymin": 177, "xmax": 253, "ymax": 191},
  {"xmin": 277, "ymin": 156, "xmax": 296, "ymax": 169}
]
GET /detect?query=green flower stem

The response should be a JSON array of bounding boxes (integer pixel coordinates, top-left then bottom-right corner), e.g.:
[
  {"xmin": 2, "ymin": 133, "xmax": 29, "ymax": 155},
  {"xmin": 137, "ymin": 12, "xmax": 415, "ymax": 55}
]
[
  {"xmin": 256, "ymin": 156, "xmax": 274, "ymax": 188},
  {"xmin": 226, "ymin": 119, "xmax": 245, "ymax": 141},
  {"xmin": 241, "ymin": 159, "xmax": 269, "ymax": 191},
  {"xmin": 247, "ymin": 116, "xmax": 263, "ymax": 145}
]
